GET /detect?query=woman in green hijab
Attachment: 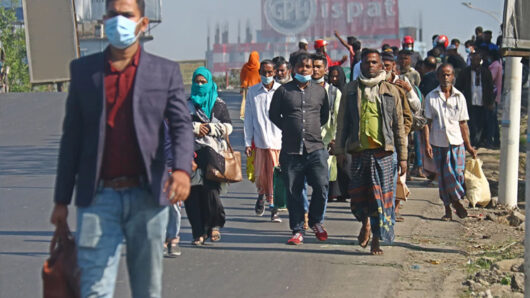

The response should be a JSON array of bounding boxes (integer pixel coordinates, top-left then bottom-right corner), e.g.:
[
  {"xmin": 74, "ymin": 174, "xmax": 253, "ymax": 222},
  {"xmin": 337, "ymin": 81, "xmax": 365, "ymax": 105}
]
[{"xmin": 186, "ymin": 67, "xmax": 233, "ymax": 245}]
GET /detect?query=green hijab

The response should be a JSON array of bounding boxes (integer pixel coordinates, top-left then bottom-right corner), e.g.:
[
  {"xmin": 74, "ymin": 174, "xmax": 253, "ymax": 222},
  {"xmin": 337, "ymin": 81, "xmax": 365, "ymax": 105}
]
[{"xmin": 190, "ymin": 67, "xmax": 218, "ymax": 119}]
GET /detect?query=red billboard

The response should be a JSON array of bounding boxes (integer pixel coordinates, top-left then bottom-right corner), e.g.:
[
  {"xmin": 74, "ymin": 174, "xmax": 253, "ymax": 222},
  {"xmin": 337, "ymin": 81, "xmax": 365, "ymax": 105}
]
[{"xmin": 261, "ymin": 0, "xmax": 399, "ymax": 41}]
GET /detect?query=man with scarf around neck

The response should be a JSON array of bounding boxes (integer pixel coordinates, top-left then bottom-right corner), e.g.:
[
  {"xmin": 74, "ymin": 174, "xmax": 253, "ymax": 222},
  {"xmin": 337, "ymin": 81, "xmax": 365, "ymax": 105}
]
[
  {"xmin": 311, "ymin": 54, "xmax": 344, "ymax": 203},
  {"xmin": 244, "ymin": 60, "xmax": 283, "ymax": 222},
  {"xmin": 335, "ymin": 49, "xmax": 407, "ymax": 255},
  {"xmin": 269, "ymin": 53, "xmax": 330, "ymax": 245}
]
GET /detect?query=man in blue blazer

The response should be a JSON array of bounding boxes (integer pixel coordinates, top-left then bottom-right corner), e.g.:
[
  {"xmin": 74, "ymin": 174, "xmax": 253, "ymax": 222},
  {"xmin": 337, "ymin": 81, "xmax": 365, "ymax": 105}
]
[{"xmin": 49, "ymin": 0, "xmax": 194, "ymax": 296}]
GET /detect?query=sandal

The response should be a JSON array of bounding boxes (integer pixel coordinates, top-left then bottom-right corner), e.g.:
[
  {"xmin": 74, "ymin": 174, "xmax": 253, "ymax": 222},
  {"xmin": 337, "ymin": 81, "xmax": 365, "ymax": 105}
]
[
  {"xmin": 441, "ymin": 215, "xmax": 452, "ymax": 221},
  {"xmin": 191, "ymin": 236, "xmax": 204, "ymax": 246},
  {"xmin": 210, "ymin": 228, "xmax": 221, "ymax": 242},
  {"xmin": 358, "ymin": 227, "xmax": 371, "ymax": 248}
]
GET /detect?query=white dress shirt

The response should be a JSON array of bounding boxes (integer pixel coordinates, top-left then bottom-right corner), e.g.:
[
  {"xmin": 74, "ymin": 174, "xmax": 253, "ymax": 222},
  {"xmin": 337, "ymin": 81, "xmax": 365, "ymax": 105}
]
[
  {"xmin": 392, "ymin": 75, "xmax": 421, "ymax": 112},
  {"xmin": 424, "ymin": 86, "xmax": 469, "ymax": 148},
  {"xmin": 471, "ymin": 71, "xmax": 483, "ymax": 106},
  {"xmin": 244, "ymin": 81, "xmax": 283, "ymax": 150}
]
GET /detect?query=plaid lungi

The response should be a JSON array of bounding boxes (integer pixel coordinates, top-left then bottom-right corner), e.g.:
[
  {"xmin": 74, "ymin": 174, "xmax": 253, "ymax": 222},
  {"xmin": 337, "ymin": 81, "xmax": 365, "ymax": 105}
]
[
  {"xmin": 348, "ymin": 149, "xmax": 395, "ymax": 243},
  {"xmin": 432, "ymin": 144, "xmax": 466, "ymax": 206}
]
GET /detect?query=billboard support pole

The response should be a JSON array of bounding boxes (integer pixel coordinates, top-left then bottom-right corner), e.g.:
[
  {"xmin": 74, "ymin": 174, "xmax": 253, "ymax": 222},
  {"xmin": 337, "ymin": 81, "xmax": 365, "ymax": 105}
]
[{"xmin": 498, "ymin": 56, "xmax": 522, "ymax": 209}]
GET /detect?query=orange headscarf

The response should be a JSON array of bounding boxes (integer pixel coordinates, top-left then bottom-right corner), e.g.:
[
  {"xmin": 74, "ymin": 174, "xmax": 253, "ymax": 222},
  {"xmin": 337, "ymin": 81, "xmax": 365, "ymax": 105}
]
[{"xmin": 240, "ymin": 51, "xmax": 261, "ymax": 88}]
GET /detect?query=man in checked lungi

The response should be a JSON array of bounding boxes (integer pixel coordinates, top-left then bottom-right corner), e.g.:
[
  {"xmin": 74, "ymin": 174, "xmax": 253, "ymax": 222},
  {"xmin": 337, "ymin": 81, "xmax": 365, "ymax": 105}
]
[
  {"xmin": 335, "ymin": 49, "xmax": 408, "ymax": 255},
  {"xmin": 424, "ymin": 63, "xmax": 477, "ymax": 221}
]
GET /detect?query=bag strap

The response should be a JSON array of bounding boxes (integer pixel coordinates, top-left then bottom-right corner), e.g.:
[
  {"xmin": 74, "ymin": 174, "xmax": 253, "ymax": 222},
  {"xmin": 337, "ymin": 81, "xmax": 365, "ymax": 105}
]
[
  {"xmin": 223, "ymin": 133, "xmax": 235, "ymax": 154},
  {"xmin": 49, "ymin": 223, "xmax": 72, "ymax": 254}
]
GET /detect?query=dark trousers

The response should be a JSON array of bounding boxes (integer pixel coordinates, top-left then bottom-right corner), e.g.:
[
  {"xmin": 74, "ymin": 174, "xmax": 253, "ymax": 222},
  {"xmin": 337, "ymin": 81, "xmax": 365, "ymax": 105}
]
[
  {"xmin": 484, "ymin": 103, "xmax": 500, "ymax": 146},
  {"xmin": 280, "ymin": 148, "xmax": 329, "ymax": 234},
  {"xmin": 184, "ymin": 180, "xmax": 225, "ymax": 239},
  {"xmin": 468, "ymin": 105, "xmax": 487, "ymax": 146}
]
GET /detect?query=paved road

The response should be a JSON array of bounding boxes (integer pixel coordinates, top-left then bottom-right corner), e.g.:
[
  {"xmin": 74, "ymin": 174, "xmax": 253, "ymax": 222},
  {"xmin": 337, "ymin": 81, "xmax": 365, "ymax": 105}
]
[{"xmin": 0, "ymin": 92, "xmax": 449, "ymax": 298}]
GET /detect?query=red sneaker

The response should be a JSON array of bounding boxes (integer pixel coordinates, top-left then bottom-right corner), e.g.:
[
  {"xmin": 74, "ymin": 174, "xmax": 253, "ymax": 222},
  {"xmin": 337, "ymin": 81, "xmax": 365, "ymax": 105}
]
[
  {"xmin": 287, "ymin": 232, "xmax": 304, "ymax": 245},
  {"xmin": 312, "ymin": 223, "xmax": 328, "ymax": 241}
]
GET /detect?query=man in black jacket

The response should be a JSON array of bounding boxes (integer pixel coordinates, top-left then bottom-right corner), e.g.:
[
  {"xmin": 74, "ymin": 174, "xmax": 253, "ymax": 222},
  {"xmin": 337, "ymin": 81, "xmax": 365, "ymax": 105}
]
[
  {"xmin": 269, "ymin": 53, "xmax": 330, "ymax": 245},
  {"xmin": 455, "ymin": 53, "xmax": 495, "ymax": 147},
  {"xmin": 419, "ymin": 56, "xmax": 439, "ymax": 97}
]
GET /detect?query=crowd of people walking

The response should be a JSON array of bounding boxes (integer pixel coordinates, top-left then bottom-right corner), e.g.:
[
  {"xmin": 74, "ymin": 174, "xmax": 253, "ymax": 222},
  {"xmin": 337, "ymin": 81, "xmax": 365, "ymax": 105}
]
[{"xmin": 49, "ymin": 0, "xmax": 519, "ymax": 296}]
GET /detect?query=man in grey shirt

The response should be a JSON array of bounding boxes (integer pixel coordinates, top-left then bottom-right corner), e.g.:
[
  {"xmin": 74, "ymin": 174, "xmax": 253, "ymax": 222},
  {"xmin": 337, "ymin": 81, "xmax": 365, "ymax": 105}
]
[{"xmin": 269, "ymin": 53, "xmax": 330, "ymax": 245}]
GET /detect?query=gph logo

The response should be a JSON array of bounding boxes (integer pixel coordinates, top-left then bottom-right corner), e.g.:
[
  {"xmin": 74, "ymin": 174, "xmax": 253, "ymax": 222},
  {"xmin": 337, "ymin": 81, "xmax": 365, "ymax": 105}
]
[{"xmin": 264, "ymin": 0, "xmax": 317, "ymax": 35}]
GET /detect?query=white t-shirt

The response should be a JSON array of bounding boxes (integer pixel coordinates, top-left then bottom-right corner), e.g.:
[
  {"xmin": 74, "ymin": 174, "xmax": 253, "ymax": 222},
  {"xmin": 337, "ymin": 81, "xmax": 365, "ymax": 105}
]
[{"xmin": 424, "ymin": 86, "xmax": 469, "ymax": 147}]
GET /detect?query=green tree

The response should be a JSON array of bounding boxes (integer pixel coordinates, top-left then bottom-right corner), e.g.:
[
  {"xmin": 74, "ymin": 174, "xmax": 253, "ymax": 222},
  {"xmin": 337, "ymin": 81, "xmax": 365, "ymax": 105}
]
[{"xmin": 0, "ymin": 5, "xmax": 30, "ymax": 92}]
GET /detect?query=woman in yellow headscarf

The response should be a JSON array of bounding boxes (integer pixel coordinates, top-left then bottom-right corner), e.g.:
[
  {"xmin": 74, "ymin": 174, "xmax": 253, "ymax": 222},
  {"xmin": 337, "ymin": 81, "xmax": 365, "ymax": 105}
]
[{"xmin": 239, "ymin": 51, "xmax": 261, "ymax": 119}]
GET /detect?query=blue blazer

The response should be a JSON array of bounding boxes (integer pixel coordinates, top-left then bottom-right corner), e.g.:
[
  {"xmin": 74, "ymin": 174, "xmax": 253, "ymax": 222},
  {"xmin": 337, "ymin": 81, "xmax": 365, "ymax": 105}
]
[{"xmin": 54, "ymin": 47, "xmax": 194, "ymax": 207}]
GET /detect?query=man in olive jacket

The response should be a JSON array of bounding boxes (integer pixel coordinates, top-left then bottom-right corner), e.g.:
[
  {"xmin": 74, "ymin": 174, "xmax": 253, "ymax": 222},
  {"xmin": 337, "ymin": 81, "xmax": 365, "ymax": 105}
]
[{"xmin": 335, "ymin": 49, "xmax": 407, "ymax": 255}]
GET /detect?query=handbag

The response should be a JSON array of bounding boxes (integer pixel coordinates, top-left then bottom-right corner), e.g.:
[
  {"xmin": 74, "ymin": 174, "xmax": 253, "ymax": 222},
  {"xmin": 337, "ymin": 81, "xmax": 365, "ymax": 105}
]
[
  {"xmin": 206, "ymin": 134, "xmax": 243, "ymax": 183},
  {"xmin": 42, "ymin": 223, "xmax": 80, "ymax": 298},
  {"xmin": 273, "ymin": 166, "xmax": 287, "ymax": 209}
]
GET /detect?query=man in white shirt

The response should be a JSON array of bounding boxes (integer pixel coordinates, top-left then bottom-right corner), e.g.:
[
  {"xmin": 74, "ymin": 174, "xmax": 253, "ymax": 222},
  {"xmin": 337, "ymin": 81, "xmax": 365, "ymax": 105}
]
[
  {"xmin": 244, "ymin": 60, "xmax": 283, "ymax": 222},
  {"xmin": 424, "ymin": 63, "xmax": 477, "ymax": 221}
]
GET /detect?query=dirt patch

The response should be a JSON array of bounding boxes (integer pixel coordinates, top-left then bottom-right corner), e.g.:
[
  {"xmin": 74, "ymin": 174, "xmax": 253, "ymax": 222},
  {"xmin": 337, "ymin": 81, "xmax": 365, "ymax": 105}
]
[{"xmin": 460, "ymin": 207, "xmax": 525, "ymax": 297}]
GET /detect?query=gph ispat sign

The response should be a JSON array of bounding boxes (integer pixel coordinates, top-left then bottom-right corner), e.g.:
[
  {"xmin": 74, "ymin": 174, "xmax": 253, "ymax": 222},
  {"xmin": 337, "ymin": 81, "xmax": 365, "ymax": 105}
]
[{"xmin": 262, "ymin": 0, "xmax": 399, "ymax": 38}]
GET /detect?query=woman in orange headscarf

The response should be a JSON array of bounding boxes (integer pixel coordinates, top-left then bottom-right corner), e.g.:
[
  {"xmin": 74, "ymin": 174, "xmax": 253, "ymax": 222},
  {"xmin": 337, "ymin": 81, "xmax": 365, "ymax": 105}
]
[{"xmin": 239, "ymin": 51, "xmax": 261, "ymax": 119}]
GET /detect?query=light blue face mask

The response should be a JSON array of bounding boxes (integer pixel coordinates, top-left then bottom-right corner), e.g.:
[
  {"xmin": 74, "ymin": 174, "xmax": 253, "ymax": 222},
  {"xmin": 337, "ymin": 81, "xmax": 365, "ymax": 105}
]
[
  {"xmin": 294, "ymin": 73, "xmax": 312, "ymax": 83},
  {"xmin": 261, "ymin": 75, "xmax": 274, "ymax": 85},
  {"xmin": 104, "ymin": 15, "xmax": 143, "ymax": 49}
]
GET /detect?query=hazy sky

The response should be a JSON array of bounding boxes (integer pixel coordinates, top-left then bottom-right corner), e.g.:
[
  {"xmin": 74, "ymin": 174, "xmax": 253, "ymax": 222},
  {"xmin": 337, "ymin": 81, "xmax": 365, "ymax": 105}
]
[{"xmin": 145, "ymin": 0, "xmax": 504, "ymax": 61}]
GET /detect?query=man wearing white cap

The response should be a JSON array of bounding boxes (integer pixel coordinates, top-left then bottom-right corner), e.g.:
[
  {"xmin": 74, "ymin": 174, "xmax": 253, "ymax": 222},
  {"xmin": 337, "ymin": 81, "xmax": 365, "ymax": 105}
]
[{"xmin": 289, "ymin": 39, "xmax": 309, "ymax": 68}]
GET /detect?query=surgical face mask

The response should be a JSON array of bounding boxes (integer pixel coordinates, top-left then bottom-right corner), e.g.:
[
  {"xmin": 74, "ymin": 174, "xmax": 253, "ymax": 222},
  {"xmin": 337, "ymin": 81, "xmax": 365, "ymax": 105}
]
[
  {"xmin": 404, "ymin": 46, "xmax": 413, "ymax": 51},
  {"xmin": 261, "ymin": 75, "xmax": 274, "ymax": 85},
  {"xmin": 465, "ymin": 48, "xmax": 471, "ymax": 54},
  {"xmin": 294, "ymin": 73, "xmax": 312, "ymax": 83},
  {"xmin": 104, "ymin": 15, "xmax": 144, "ymax": 49}
]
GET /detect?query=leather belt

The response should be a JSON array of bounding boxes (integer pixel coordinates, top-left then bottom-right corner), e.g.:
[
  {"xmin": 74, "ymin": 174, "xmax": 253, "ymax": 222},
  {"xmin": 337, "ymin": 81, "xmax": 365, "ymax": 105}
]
[{"xmin": 101, "ymin": 176, "xmax": 142, "ymax": 190}]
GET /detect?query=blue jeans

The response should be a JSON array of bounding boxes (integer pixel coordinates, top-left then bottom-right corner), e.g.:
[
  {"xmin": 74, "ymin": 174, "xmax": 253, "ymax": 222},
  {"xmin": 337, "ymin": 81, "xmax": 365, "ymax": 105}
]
[
  {"xmin": 76, "ymin": 185, "xmax": 168, "ymax": 298},
  {"xmin": 280, "ymin": 149, "xmax": 329, "ymax": 234},
  {"xmin": 166, "ymin": 203, "xmax": 181, "ymax": 241}
]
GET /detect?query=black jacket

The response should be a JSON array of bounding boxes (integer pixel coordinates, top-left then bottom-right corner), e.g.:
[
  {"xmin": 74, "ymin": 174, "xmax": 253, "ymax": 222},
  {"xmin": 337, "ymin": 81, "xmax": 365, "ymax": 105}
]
[
  {"xmin": 455, "ymin": 66, "xmax": 495, "ymax": 109},
  {"xmin": 269, "ymin": 81, "xmax": 329, "ymax": 154}
]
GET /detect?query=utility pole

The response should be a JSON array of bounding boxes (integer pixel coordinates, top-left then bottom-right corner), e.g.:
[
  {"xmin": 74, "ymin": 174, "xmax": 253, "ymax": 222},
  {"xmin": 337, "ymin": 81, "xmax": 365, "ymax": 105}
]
[
  {"xmin": 498, "ymin": 57, "xmax": 522, "ymax": 208},
  {"xmin": 525, "ymin": 72, "xmax": 530, "ymax": 297}
]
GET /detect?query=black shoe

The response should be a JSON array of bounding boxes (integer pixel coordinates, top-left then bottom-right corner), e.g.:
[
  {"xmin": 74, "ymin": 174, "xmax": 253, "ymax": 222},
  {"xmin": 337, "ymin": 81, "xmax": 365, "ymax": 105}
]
[
  {"xmin": 255, "ymin": 195, "xmax": 265, "ymax": 216},
  {"xmin": 271, "ymin": 209, "xmax": 282, "ymax": 222}
]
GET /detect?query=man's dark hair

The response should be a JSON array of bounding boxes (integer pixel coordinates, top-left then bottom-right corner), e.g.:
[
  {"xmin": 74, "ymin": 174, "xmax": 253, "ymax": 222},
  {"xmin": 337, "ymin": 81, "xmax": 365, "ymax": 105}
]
[
  {"xmin": 311, "ymin": 53, "xmax": 328, "ymax": 67},
  {"xmin": 272, "ymin": 56, "xmax": 289, "ymax": 69},
  {"xmin": 352, "ymin": 39, "xmax": 362, "ymax": 51},
  {"xmin": 260, "ymin": 59, "xmax": 274, "ymax": 70},
  {"xmin": 398, "ymin": 49, "xmax": 412, "ymax": 57},
  {"xmin": 361, "ymin": 48, "xmax": 381, "ymax": 61},
  {"xmin": 464, "ymin": 40, "xmax": 475, "ymax": 47},
  {"xmin": 432, "ymin": 34, "xmax": 439, "ymax": 42},
  {"xmin": 295, "ymin": 53, "xmax": 313, "ymax": 67},
  {"xmin": 106, "ymin": 0, "xmax": 145, "ymax": 16},
  {"xmin": 381, "ymin": 52, "xmax": 394, "ymax": 62},
  {"xmin": 451, "ymin": 38, "xmax": 460, "ymax": 45},
  {"xmin": 484, "ymin": 30, "xmax": 492, "ymax": 35},
  {"xmin": 437, "ymin": 63, "xmax": 454, "ymax": 75},
  {"xmin": 347, "ymin": 36, "xmax": 357, "ymax": 45},
  {"xmin": 475, "ymin": 26, "xmax": 483, "ymax": 34},
  {"xmin": 424, "ymin": 56, "xmax": 437, "ymax": 70},
  {"xmin": 381, "ymin": 43, "xmax": 391, "ymax": 52}
]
